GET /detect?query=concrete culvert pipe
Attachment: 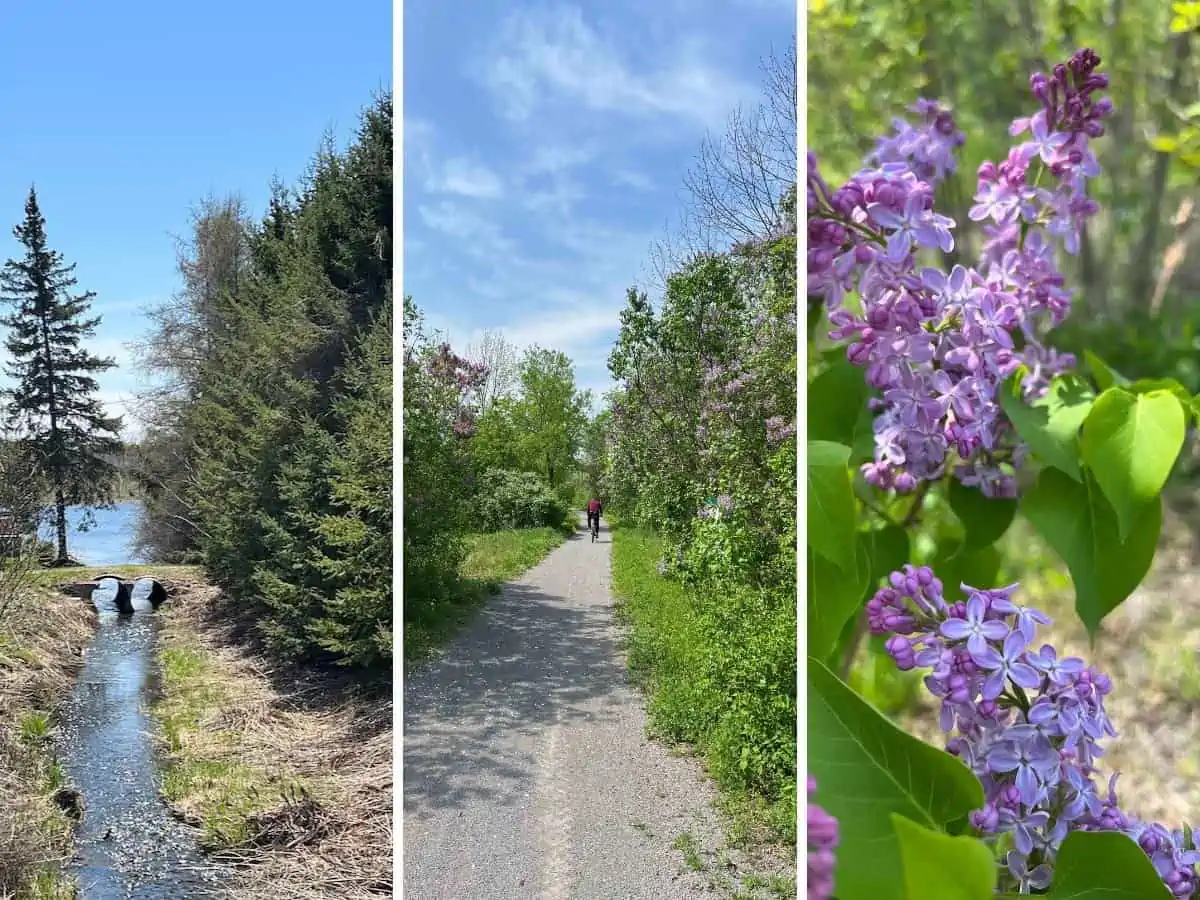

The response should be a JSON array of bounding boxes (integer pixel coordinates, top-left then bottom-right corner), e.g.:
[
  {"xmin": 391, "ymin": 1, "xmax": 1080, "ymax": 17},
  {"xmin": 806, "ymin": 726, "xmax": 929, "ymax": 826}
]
[
  {"xmin": 90, "ymin": 576, "xmax": 168, "ymax": 615},
  {"xmin": 92, "ymin": 576, "xmax": 131, "ymax": 614},
  {"xmin": 130, "ymin": 577, "xmax": 167, "ymax": 611}
]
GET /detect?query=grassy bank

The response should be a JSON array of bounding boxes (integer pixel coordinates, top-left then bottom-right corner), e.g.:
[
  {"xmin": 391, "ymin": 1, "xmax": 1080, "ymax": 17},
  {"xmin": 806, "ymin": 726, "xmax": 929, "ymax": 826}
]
[
  {"xmin": 0, "ymin": 575, "xmax": 95, "ymax": 899},
  {"xmin": 404, "ymin": 524, "xmax": 571, "ymax": 663},
  {"xmin": 149, "ymin": 580, "xmax": 391, "ymax": 900},
  {"xmin": 610, "ymin": 526, "xmax": 796, "ymax": 869}
]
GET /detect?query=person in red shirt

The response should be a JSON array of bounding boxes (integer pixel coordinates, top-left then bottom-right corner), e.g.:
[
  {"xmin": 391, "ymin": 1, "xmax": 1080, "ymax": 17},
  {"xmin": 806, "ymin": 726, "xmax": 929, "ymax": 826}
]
[{"xmin": 586, "ymin": 497, "xmax": 603, "ymax": 535}]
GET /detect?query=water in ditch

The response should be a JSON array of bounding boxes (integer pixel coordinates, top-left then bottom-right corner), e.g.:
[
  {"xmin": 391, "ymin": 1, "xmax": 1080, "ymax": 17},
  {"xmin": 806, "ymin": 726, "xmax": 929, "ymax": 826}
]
[{"xmin": 55, "ymin": 577, "xmax": 225, "ymax": 898}]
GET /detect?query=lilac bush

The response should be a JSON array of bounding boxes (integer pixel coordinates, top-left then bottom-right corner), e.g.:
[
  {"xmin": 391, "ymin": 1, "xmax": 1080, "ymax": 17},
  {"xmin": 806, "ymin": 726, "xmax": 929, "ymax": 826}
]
[
  {"xmin": 807, "ymin": 49, "xmax": 1111, "ymax": 498},
  {"xmin": 870, "ymin": 566, "xmax": 1200, "ymax": 896}
]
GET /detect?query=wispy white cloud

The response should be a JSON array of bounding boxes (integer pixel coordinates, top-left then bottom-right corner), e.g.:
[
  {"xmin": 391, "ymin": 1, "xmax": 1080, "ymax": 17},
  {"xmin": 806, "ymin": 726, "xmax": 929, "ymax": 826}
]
[
  {"xmin": 612, "ymin": 169, "xmax": 656, "ymax": 191},
  {"xmin": 417, "ymin": 201, "xmax": 516, "ymax": 257},
  {"xmin": 438, "ymin": 157, "xmax": 505, "ymax": 199},
  {"xmin": 405, "ymin": 121, "xmax": 506, "ymax": 200},
  {"xmin": 481, "ymin": 6, "xmax": 749, "ymax": 130},
  {"xmin": 405, "ymin": 1, "xmax": 788, "ymax": 406}
]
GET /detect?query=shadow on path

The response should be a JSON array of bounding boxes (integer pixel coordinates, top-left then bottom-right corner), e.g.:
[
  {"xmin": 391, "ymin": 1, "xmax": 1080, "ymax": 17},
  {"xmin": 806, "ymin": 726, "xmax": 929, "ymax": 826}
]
[{"xmin": 403, "ymin": 527, "xmax": 623, "ymax": 815}]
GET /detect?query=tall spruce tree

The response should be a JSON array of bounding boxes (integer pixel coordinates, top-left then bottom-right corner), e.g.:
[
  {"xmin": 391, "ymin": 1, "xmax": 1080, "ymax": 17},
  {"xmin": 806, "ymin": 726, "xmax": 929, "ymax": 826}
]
[{"xmin": 0, "ymin": 187, "xmax": 122, "ymax": 565}]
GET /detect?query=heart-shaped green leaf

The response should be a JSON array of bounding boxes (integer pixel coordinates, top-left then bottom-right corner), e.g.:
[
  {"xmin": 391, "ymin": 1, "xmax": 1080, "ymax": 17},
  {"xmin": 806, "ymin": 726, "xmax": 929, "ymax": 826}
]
[
  {"xmin": 1080, "ymin": 388, "xmax": 1185, "ymax": 541},
  {"xmin": 1020, "ymin": 467, "xmax": 1162, "ymax": 637},
  {"xmin": 808, "ymin": 659, "xmax": 984, "ymax": 900},
  {"xmin": 809, "ymin": 360, "xmax": 871, "ymax": 446},
  {"xmin": 808, "ymin": 540, "xmax": 872, "ymax": 661},
  {"xmin": 1043, "ymin": 831, "xmax": 1172, "ymax": 899},
  {"xmin": 1000, "ymin": 374, "xmax": 1094, "ymax": 481},
  {"xmin": 947, "ymin": 479, "xmax": 1017, "ymax": 550},
  {"xmin": 808, "ymin": 441, "xmax": 858, "ymax": 572},
  {"xmin": 1083, "ymin": 350, "xmax": 1131, "ymax": 392},
  {"xmin": 892, "ymin": 814, "xmax": 997, "ymax": 900}
]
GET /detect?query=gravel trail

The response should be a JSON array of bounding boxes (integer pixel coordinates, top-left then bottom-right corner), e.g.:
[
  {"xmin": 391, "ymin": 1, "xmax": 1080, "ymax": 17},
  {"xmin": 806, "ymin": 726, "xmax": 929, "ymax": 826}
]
[{"xmin": 403, "ymin": 521, "xmax": 725, "ymax": 899}]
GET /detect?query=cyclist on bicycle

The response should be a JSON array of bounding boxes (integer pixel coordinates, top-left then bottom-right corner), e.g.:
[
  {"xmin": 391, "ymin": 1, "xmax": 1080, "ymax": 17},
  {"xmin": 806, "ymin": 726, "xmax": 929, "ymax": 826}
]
[{"xmin": 586, "ymin": 497, "xmax": 603, "ymax": 535}]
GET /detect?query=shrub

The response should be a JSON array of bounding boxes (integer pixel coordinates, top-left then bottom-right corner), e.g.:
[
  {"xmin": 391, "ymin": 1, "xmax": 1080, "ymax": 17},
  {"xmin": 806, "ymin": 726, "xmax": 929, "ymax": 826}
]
[{"xmin": 475, "ymin": 469, "xmax": 569, "ymax": 532}]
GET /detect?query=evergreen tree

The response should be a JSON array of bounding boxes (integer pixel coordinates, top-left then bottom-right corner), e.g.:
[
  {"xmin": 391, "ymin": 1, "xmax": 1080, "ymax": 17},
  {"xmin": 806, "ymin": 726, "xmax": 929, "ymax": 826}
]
[{"xmin": 0, "ymin": 187, "xmax": 122, "ymax": 565}]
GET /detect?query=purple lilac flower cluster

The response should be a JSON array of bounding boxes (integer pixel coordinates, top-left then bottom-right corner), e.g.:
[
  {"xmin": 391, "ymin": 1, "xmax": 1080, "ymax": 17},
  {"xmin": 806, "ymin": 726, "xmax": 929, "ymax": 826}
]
[
  {"xmin": 869, "ymin": 98, "xmax": 966, "ymax": 183},
  {"xmin": 808, "ymin": 775, "xmax": 838, "ymax": 900},
  {"xmin": 869, "ymin": 565, "xmax": 1200, "ymax": 896},
  {"xmin": 426, "ymin": 342, "xmax": 488, "ymax": 437},
  {"xmin": 807, "ymin": 50, "xmax": 1112, "ymax": 497}
]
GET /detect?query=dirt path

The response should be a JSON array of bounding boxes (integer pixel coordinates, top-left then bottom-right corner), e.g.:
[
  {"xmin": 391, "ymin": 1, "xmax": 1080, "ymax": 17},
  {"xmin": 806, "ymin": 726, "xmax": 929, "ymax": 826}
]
[{"xmin": 402, "ymin": 522, "xmax": 728, "ymax": 899}]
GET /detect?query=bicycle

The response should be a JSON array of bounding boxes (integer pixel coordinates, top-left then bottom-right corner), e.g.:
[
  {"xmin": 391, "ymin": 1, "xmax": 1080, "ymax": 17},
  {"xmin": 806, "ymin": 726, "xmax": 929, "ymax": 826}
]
[{"xmin": 590, "ymin": 516, "xmax": 600, "ymax": 543}]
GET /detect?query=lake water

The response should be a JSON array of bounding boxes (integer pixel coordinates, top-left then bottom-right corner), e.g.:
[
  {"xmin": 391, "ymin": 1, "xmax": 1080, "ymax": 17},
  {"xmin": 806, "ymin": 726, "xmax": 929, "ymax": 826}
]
[{"xmin": 38, "ymin": 502, "xmax": 146, "ymax": 566}]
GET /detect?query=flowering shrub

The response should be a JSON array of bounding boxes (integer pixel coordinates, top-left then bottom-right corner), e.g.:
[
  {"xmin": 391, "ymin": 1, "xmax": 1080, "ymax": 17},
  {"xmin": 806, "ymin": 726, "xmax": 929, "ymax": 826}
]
[
  {"xmin": 607, "ymin": 191, "xmax": 798, "ymax": 825},
  {"xmin": 807, "ymin": 50, "xmax": 1200, "ymax": 898},
  {"xmin": 403, "ymin": 297, "xmax": 489, "ymax": 634}
]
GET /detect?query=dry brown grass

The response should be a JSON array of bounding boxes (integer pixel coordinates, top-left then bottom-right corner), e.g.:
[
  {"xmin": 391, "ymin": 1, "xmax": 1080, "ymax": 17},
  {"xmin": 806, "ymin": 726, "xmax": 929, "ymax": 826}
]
[
  {"xmin": 0, "ymin": 578, "xmax": 95, "ymax": 899},
  {"xmin": 151, "ymin": 581, "xmax": 392, "ymax": 899}
]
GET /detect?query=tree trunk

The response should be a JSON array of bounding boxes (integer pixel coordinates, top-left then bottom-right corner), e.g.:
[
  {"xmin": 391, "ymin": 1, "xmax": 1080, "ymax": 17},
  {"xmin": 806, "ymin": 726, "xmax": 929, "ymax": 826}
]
[
  {"xmin": 1129, "ymin": 32, "xmax": 1193, "ymax": 314},
  {"xmin": 1093, "ymin": 0, "xmax": 1128, "ymax": 314},
  {"xmin": 54, "ymin": 487, "xmax": 68, "ymax": 564}
]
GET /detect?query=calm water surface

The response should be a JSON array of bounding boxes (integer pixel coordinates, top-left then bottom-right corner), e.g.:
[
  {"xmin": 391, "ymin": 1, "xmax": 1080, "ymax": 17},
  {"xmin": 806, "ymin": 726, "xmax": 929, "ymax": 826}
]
[{"xmin": 40, "ymin": 502, "xmax": 147, "ymax": 566}]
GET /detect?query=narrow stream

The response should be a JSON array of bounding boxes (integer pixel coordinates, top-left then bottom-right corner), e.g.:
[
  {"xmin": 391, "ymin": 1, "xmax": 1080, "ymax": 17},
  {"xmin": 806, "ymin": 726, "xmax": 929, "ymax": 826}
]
[{"xmin": 55, "ymin": 577, "xmax": 225, "ymax": 898}]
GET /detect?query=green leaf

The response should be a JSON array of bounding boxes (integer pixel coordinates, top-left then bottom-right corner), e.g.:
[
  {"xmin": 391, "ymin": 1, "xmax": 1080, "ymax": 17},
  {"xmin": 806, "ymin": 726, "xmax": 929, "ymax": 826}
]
[
  {"xmin": 1021, "ymin": 468, "xmax": 1162, "ymax": 637},
  {"xmin": 1044, "ymin": 831, "xmax": 1173, "ymax": 900},
  {"xmin": 862, "ymin": 524, "xmax": 911, "ymax": 589},
  {"xmin": 1079, "ymin": 388, "xmax": 1186, "ymax": 541},
  {"xmin": 808, "ymin": 659, "xmax": 985, "ymax": 900},
  {"xmin": 1151, "ymin": 134, "xmax": 1180, "ymax": 152},
  {"xmin": 808, "ymin": 541, "xmax": 872, "ymax": 661},
  {"xmin": 850, "ymin": 402, "xmax": 878, "ymax": 465},
  {"xmin": 947, "ymin": 479, "xmax": 1017, "ymax": 550},
  {"xmin": 809, "ymin": 360, "xmax": 871, "ymax": 446},
  {"xmin": 808, "ymin": 441, "xmax": 858, "ymax": 572},
  {"xmin": 1000, "ymin": 374, "xmax": 1094, "ymax": 480},
  {"xmin": 933, "ymin": 543, "xmax": 1003, "ymax": 604},
  {"xmin": 891, "ymin": 815, "xmax": 997, "ymax": 900},
  {"xmin": 1083, "ymin": 350, "xmax": 1131, "ymax": 391},
  {"xmin": 1129, "ymin": 377, "xmax": 1192, "ymax": 408},
  {"xmin": 823, "ymin": 527, "xmax": 908, "ymax": 667}
]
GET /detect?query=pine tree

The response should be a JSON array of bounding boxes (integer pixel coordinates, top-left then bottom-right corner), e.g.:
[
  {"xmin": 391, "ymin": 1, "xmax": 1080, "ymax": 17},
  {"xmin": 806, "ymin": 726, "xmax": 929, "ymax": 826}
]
[{"xmin": 0, "ymin": 187, "xmax": 122, "ymax": 565}]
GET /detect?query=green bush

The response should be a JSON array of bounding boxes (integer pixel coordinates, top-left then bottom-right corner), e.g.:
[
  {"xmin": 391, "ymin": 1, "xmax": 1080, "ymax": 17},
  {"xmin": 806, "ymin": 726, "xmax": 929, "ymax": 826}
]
[
  {"xmin": 613, "ymin": 527, "xmax": 796, "ymax": 841},
  {"xmin": 475, "ymin": 469, "xmax": 569, "ymax": 532},
  {"xmin": 177, "ymin": 95, "xmax": 394, "ymax": 670}
]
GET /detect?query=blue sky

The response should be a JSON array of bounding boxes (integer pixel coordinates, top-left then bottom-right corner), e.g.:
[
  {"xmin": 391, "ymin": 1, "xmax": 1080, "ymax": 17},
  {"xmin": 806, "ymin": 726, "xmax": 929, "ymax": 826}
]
[
  {"xmin": 403, "ymin": 0, "xmax": 794, "ymax": 402},
  {"xmin": 0, "ymin": 0, "xmax": 391, "ymax": 437}
]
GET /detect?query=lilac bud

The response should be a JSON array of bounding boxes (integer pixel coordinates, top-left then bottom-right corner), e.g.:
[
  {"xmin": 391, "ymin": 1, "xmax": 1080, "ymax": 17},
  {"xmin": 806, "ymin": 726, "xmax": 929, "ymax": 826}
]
[{"xmin": 886, "ymin": 636, "xmax": 917, "ymax": 670}]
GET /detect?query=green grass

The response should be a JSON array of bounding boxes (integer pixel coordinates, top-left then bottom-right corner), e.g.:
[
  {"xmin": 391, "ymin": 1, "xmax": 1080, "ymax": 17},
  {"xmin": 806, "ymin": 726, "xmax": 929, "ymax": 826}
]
[
  {"xmin": 29, "ymin": 564, "xmax": 202, "ymax": 589},
  {"xmin": 151, "ymin": 645, "xmax": 304, "ymax": 851},
  {"xmin": 460, "ymin": 526, "xmax": 571, "ymax": 585},
  {"xmin": 19, "ymin": 869, "xmax": 77, "ymax": 899},
  {"xmin": 18, "ymin": 711, "xmax": 52, "ymax": 745},
  {"xmin": 611, "ymin": 525, "xmax": 796, "ymax": 860},
  {"xmin": 673, "ymin": 831, "xmax": 705, "ymax": 871},
  {"xmin": 404, "ymin": 525, "xmax": 571, "ymax": 663}
]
